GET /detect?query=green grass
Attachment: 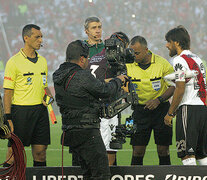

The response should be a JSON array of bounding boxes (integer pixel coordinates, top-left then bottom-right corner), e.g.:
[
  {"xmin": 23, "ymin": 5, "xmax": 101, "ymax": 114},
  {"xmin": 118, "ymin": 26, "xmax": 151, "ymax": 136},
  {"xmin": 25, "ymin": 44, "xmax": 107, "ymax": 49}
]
[{"xmin": 0, "ymin": 115, "xmax": 182, "ymax": 167}]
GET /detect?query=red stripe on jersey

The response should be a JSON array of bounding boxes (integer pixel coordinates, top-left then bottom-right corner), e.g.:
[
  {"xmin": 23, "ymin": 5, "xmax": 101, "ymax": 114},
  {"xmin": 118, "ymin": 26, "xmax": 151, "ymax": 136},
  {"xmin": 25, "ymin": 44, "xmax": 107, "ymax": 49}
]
[{"xmin": 181, "ymin": 54, "xmax": 206, "ymax": 105}]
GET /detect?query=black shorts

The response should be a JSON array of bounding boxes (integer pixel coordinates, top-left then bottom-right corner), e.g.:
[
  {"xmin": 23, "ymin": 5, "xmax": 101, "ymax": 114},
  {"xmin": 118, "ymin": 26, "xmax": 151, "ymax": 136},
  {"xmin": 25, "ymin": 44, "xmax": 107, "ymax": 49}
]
[
  {"xmin": 176, "ymin": 105, "xmax": 207, "ymax": 159},
  {"xmin": 130, "ymin": 102, "xmax": 172, "ymax": 146},
  {"xmin": 9, "ymin": 104, "xmax": 50, "ymax": 147}
]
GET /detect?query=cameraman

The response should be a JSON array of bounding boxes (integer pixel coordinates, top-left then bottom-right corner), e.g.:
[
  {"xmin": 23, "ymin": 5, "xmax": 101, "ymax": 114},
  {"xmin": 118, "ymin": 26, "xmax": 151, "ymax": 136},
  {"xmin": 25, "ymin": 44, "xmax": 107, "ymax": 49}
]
[
  {"xmin": 84, "ymin": 17, "xmax": 130, "ymax": 165},
  {"xmin": 53, "ymin": 40, "xmax": 127, "ymax": 180},
  {"xmin": 126, "ymin": 36, "xmax": 175, "ymax": 165}
]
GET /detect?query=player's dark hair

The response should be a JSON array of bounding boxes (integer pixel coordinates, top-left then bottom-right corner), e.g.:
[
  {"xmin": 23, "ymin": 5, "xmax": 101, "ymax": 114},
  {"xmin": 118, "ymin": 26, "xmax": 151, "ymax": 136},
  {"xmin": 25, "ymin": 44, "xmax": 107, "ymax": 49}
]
[
  {"xmin": 22, "ymin": 24, "xmax": 40, "ymax": 43},
  {"xmin": 165, "ymin": 25, "xmax": 190, "ymax": 50},
  {"xmin": 110, "ymin": 32, "xmax": 129, "ymax": 48},
  {"xmin": 130, "ymin": 36, "xmax": 148, "ymax": 47},
  {"xmin": 84, "ymin": 17, "xmax": 100, "ymax": 30},
  {"xmin": 66, "ymin": 40, "xmax": 89, "ymax": 62}
]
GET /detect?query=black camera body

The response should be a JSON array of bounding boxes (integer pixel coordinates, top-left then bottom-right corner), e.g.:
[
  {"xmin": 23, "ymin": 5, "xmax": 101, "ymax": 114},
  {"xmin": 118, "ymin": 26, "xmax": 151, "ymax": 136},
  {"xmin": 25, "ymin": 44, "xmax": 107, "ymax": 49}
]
[
  {"xmin": 102, "ymin": 35, "xmax": 139, "ymax": 149},
  {"xmin": 102, "ymin": 35, "xmax": 138, "ymax": 119},
  {"xmin": 104, "ymin": 38, "xmax": 135, "ymax": 68},
  {"xmin": 110, "ymin": 116, "xmax": 137, "ymax": 149}
]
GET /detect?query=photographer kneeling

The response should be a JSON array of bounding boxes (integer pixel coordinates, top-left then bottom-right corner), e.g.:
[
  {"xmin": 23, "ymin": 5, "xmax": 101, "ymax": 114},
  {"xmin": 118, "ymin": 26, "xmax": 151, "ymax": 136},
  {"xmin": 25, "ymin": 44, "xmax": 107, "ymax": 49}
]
[{"xmin": 53, "ymin": 40, "xmax": 127, "ymax": 180}]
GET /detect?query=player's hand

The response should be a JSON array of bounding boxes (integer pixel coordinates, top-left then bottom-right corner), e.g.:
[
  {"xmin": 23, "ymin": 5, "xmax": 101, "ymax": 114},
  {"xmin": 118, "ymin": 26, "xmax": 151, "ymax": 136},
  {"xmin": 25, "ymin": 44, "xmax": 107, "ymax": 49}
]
[
  {"xmin": 117, "ymin": 74, "xmax": 128, "ymax": 84},
  {"xmin": 164, "ymin": 114, "xmax": 173, "ymax": 127},
  {"xmin": 144, "ymin": 99, "xmax": 160, "ymax": 110}
]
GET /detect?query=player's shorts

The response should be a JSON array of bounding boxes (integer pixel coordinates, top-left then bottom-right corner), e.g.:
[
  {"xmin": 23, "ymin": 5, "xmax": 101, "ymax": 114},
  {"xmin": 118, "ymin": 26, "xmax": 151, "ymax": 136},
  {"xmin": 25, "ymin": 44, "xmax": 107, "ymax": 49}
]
[
  {"xmin": 100, "ymin": 116, "xmax": 118, "ymax": 152},
  {"xmin": 130, "ymin": 102, "xmax": 172, "ymax": 146},
  {"xmin": 9, "ymin": 104, "xmax": 50, "ymax": 147},
  {"xmin": 176, "ymin": 105, "xmax": 207, "ymax": 159}
]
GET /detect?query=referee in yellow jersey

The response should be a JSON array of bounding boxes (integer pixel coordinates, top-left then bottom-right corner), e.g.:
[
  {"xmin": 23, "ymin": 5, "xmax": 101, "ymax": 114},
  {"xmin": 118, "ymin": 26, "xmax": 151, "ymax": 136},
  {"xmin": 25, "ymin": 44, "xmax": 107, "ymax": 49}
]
[
  {"xmin": 3, "ymin": 24, "xmax": 53, "ymax": 167},
  {"xmin": 126, "ymin": 36, "xmax": 175, "ymax": 165}
]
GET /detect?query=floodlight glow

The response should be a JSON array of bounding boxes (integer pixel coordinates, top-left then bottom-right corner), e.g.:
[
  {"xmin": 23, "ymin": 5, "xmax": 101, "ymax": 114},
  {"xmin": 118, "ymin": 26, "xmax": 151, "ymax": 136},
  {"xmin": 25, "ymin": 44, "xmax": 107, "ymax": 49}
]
[{"xmin": 132, "ymin": 14, "xmax": 136, "ymax": 18}]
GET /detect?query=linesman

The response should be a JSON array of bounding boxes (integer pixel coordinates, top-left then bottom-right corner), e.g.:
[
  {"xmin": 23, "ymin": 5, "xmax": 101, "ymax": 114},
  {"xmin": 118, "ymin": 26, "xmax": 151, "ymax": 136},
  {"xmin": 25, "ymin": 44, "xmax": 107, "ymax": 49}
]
[{"xmin": 3, "ymin": 24, "xmax": 53, "ymax": 167}]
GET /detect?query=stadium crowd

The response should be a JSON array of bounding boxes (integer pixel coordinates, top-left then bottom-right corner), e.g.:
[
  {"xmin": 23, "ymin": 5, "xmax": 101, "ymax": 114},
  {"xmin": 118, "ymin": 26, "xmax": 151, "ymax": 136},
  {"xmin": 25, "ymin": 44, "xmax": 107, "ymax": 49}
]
[{"xmin": 0, "ymin": 0, "xmax": 207, "ymax": 73}]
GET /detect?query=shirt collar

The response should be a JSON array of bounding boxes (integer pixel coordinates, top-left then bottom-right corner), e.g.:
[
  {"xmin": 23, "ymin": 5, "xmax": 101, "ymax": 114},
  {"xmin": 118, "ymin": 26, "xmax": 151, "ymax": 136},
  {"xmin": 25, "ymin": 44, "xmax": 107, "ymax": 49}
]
[
  {"xmin": 20, "ymin": 48, "xmax": 39, "ymax": 58},
  {"xmin": 134, "ymin": 50, "xmax": 155, "ymax": 66},
  {"xmin": 85, "ymin": 40, "xmax": 103, "ymax": 48},
  {"xmin": 180, "ymin": 50, "xmax": 191, "ymax": 56}
]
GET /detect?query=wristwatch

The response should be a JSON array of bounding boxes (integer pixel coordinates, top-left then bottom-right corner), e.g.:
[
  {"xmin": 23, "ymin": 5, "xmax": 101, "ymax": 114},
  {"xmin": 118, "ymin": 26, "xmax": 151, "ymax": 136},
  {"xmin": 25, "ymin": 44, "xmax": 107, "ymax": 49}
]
[{"xmin": 168, "ymin": 112, "xmax": 176, "ymax": 117}]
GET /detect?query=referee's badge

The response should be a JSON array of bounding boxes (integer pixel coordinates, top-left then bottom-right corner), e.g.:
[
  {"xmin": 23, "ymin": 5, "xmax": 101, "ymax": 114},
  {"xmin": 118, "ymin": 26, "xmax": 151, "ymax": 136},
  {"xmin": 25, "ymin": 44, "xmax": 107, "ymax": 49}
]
[
  {"xmin": 152, "ymin": 81, "xmax": 161, "ymax": 91},
  {"xmin": 26, "ymin": 77, "xmax": 32, "ymax": 85},
  {"xmin": 43, "ymin": 75, "xmax": 46, "ymax": 85}
]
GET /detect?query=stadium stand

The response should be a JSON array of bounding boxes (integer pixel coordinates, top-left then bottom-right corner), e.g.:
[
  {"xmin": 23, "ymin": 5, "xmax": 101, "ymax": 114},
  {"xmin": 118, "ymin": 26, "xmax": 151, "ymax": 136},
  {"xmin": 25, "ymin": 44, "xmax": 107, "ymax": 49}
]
[{"xmin": 0, "ymin": 0, "xmax": 207, "ymax": 73}]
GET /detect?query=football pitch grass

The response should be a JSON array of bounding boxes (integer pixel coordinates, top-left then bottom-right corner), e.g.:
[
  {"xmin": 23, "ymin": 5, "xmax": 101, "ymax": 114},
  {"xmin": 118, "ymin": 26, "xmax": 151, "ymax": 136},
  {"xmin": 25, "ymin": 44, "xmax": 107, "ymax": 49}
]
[{"xmin": 0, "ymin": 115, "xmax": 182, "ymax": 167}]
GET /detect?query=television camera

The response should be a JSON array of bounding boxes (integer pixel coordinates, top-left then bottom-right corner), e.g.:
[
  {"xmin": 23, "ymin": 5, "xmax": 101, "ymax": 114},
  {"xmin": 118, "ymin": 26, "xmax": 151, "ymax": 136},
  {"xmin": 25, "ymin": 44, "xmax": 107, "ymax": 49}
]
[{"xmin": 101, "ymin": 34, "xmax": 138, "ymax": 149}]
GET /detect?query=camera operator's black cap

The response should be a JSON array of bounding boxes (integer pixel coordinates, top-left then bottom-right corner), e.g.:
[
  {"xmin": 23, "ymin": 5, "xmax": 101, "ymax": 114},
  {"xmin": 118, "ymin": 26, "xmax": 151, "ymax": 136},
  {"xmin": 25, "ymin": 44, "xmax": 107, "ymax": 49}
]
[{"xmin": 66, "ymin": 40, "xmax": 89, "ymax": 62}]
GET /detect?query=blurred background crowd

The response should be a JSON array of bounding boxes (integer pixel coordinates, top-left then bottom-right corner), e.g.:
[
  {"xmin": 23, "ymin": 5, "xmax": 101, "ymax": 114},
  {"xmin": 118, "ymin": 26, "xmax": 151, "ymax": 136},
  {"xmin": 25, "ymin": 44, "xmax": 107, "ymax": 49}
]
[{"xmin": 0, "ymin": 0, "xmax": 207, "ymax": 84}]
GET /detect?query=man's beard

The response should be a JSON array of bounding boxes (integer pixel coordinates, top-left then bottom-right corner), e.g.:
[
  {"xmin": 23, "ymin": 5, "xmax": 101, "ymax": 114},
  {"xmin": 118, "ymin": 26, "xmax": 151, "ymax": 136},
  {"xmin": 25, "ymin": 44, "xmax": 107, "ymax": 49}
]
[{"xmin": 169, "ymin": 48, "xmax": 177, "ymax": 57}]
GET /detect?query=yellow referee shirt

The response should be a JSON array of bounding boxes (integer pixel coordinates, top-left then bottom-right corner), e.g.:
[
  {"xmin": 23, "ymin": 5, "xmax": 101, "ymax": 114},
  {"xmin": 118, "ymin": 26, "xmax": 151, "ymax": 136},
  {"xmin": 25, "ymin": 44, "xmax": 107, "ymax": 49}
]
[
  {"xmin": 3, "ymin": 49, "xmax": 48, "ymax": 105},
  {"xmin": 126, "ymin": 52, "xmax": 173, "ymax": 105}
]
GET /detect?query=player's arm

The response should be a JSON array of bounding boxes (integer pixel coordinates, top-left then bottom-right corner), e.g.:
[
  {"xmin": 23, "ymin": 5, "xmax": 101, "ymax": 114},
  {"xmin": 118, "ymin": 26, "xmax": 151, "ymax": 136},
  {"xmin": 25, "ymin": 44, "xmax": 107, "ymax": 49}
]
[
  {"xmin": 168, "ymin": 81, "xmax": 185, "ymax": 115},
  {"xmin": 164, "ymin": 58, "xmax": 186, "ymax": 126},
  {"xmin": 164, "ymin": 81, "xmax": 185, "ymax": 127},
  {"xmin": 3, "ymin": 89, "xmax": 14, "ymax": 132}
]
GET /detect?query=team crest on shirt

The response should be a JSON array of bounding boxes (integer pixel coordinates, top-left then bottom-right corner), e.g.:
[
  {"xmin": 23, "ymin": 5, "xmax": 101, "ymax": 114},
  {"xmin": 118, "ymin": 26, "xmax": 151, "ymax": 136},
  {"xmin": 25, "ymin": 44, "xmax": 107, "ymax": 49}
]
[
  {"xmin": 25, "ymin": 77, "xmax": 32, "ymax": 85},
  {"xmin": 175, "ymin": 71, "xmax": 185, "ymax": 81},
  {"xmin": 152, "ymin": 81, "xmax": 161, "ymax": 91}
]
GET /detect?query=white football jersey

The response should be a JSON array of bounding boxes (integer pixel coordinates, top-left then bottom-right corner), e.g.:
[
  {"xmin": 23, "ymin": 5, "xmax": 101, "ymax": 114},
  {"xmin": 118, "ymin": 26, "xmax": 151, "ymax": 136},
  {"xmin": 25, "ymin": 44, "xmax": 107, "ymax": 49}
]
[{"xmin": 173, "ymin": 50, "xmax": 207, "ymax": 106}]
